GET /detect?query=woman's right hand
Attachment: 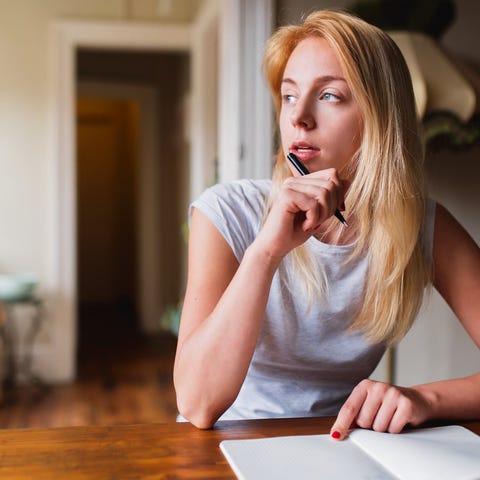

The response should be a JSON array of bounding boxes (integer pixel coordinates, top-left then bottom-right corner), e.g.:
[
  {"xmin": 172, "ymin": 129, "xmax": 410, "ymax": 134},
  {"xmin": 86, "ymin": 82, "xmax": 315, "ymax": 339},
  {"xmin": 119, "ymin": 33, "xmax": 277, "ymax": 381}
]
[{"xmin": 255, "ymin": 167, "xmax": 345, "ymax": 258}]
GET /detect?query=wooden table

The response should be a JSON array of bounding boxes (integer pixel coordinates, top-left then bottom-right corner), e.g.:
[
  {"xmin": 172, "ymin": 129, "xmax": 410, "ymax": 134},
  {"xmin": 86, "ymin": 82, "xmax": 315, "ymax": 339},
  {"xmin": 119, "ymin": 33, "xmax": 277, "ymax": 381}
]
[{"xmin": 0, "ymin": 417, "xmax": 478, "ymax": 479}]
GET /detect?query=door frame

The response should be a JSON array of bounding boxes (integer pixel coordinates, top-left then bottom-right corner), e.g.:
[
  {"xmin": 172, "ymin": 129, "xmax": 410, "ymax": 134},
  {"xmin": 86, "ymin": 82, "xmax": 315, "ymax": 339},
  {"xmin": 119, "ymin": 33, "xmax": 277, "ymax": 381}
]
[
  {"xmin": 47, "ymin": 20, "xmax": 191, "ymax": 381},
  {"xmin": 218, "ymin": 0, "xmax": 274, "ymax": 182}
]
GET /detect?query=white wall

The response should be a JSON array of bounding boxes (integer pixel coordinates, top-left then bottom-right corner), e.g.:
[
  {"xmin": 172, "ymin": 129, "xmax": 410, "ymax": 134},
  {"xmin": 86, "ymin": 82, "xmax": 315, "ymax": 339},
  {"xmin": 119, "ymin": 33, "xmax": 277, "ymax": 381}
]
[
  {"xmin": 0, "ymin": 5, "xmax": 169, "ymax": 273},
  {"xmin": 0, "ymin": 1, "xmax": 195, "ymax": 382}
]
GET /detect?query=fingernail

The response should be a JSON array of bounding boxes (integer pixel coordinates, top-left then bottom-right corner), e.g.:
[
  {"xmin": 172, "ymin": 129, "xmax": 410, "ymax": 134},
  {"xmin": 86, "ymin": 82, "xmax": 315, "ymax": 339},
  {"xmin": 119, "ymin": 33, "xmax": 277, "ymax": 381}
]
[
  {"xmin": 314, "ymin": 224, "xmax": 321, "ymax": 230},
  {"xmin": 331, "ymin": 430, "xmax": 341, "ymax": 440},
  {"xmin": 340, "ymin": 202, "xmax": 346, "ymax": 211}
]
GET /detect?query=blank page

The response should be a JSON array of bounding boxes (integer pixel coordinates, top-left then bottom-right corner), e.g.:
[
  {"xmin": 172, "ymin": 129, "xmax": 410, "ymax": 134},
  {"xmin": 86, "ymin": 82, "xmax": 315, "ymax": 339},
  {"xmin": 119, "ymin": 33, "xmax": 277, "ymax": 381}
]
[
  {"xmin": 220, "ymin": 434, "xmax": 393, "ymax": 480},
  {"xmin": 350, "ymin": 425, "xmax": 480, "ymax": 480}
]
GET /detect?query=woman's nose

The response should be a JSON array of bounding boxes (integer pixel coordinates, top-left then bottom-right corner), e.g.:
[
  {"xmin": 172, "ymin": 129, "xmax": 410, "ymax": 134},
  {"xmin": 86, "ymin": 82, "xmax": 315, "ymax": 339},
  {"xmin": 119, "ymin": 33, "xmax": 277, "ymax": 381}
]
[{"xmin": 290, "ymin": 99, "xmax": 316, "ymax": 129}]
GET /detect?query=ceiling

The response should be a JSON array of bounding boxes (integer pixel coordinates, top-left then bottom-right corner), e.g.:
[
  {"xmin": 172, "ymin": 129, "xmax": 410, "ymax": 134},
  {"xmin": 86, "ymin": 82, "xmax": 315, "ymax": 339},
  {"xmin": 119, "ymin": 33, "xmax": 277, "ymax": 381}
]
[{"xmin": 124, "ymin": 0, "xmax": 205, "ymax": 23}]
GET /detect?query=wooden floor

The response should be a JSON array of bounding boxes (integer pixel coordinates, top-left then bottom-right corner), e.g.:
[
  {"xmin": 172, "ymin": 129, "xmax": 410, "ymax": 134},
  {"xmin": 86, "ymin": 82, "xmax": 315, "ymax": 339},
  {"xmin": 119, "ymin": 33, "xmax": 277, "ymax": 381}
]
[{"xmin": 0, "ymin": 305, "xmax": 179, "ymax": 429}]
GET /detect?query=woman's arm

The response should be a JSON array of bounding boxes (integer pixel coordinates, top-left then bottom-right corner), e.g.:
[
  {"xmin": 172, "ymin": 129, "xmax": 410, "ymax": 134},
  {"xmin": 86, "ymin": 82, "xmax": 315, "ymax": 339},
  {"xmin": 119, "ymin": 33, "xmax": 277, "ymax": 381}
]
[
  {"xmin": 174, "ymin": 172, "xmax": 345, "ymax": 428},
  {"xmin": 173, "ymin": 208, "xmax": 281, "ymax": 429},
  {"xmin": 330, "ymin": 203, "xmax": 480, "ymax": 439},
  {"xmin": 433, "ymin": 203, "xmax": 480, "ymax": 347}
]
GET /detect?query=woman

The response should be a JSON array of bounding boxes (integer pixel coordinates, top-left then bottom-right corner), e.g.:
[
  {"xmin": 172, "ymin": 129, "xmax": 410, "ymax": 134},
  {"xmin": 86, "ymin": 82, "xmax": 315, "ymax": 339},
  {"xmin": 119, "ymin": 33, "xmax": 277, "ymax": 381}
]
[{"xmin": 173, "ymin": 10, "xmax": 480, "ymax": 438}]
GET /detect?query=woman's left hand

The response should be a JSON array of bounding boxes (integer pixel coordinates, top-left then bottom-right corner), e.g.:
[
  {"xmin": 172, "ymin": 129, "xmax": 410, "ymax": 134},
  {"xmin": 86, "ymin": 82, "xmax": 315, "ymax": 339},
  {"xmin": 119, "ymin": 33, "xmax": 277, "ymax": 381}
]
[{"xmin": 330, "ymin": 379, "xmax": 432, "ymax": 440}]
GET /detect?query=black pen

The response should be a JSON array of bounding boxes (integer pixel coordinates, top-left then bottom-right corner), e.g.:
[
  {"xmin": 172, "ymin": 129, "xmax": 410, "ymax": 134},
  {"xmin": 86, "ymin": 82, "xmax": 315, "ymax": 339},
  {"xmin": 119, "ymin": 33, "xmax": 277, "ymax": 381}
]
[{"xmin": 287, "ymin": 152, "xmax": 349, "ymax": 227}]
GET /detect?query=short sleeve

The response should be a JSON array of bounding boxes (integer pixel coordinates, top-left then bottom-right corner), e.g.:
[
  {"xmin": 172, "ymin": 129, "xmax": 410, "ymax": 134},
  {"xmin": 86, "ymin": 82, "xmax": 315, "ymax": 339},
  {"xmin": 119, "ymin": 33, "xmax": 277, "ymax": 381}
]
[{"xmin": 189, "ymin": 179, "xmax": 271, "ymax": 262}]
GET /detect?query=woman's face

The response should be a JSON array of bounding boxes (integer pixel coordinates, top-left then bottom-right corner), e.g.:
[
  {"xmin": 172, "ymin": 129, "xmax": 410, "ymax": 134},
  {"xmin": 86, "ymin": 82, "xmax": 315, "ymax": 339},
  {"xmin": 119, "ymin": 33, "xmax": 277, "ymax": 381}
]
[{"xmin": 280, "ymin": 36, "xmax": 363, "ymax": 175}]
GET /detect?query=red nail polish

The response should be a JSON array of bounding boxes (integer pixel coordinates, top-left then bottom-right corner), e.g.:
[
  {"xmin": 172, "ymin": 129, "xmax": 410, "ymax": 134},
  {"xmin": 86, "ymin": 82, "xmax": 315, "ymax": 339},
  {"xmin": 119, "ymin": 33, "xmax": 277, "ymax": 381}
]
[{"xmin": 331, "ymin": 430, "xmax": 341, "ymax": 439}]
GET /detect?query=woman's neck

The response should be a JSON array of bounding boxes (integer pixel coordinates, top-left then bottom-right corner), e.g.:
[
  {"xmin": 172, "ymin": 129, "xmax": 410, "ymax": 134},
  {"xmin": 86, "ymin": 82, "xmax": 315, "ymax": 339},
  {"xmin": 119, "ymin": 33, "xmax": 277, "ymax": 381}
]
[{"xmin": 313, "ymin": 215, "xmax": 358, "ymax": 245}]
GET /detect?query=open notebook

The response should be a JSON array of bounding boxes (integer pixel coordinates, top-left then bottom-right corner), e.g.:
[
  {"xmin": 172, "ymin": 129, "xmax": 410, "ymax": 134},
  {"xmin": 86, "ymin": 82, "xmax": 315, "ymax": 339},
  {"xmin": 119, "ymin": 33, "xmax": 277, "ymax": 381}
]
[{"xmin": 220, "ymin": 425, "xmax": 480, "ymax": 480}]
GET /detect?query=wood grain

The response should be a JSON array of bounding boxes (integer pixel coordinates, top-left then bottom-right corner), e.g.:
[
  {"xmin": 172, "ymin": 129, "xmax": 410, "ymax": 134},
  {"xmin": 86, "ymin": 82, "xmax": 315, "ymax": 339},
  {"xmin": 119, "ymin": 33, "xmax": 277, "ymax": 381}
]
[
  {"xmin": 0, "ymin": 328, "xmax": 179, "ymax": 429},
  {"xmin": 0, "ymin": 417, "xmax": 478, "ymax": 479},
  {"xmin": 0, "ymin": 417, "xmax": 333, "ymax": 479}
]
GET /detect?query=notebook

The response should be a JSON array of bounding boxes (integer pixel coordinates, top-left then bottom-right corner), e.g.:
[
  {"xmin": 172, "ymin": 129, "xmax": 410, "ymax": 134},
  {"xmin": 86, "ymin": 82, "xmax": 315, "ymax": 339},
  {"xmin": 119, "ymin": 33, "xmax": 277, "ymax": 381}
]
[{"xmin": 220, "ymin": 425, "xmax": 480, "ymax": 479}]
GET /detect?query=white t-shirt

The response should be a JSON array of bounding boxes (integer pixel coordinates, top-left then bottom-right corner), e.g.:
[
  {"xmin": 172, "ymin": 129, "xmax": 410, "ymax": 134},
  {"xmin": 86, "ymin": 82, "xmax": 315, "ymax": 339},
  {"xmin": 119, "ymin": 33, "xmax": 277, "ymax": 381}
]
[{"xmin": 190, "ymin": 179, "xmax": 436, "ymax": 421}]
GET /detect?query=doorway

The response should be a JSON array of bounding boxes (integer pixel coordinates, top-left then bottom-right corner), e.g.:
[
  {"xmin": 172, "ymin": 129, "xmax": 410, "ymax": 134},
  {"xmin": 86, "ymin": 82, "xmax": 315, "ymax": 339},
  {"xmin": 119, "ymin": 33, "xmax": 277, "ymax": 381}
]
[
  {"xmin": 47, "ymin": 12, "xmax": 222, "ymax": 382},
  {"xmin": 76, "ymin": 96, "xmax": 140, "ymax": 351},
  {"xmin": 75, "ymin": 49, "xmax": 190, "ymax": 361}
]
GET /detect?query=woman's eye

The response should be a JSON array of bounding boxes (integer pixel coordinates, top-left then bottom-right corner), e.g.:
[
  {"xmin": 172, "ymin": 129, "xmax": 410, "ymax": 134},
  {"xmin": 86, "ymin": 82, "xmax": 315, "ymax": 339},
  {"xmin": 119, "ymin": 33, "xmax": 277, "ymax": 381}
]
[
  {"xmin": 282, "ymin": 94, "xmax": 296, "ymax": 104},
  {"xmin": 321, "ymin": 92, "xmax": 340, "ymax": 102}
]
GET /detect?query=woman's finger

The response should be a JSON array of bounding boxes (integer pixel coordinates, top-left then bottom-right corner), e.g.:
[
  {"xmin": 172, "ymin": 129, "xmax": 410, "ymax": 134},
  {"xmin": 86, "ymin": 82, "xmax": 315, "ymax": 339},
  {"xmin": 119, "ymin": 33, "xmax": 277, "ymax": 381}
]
[{"xmin": 330, "ymin": 381, "xmax": 369, "ymax": 440}]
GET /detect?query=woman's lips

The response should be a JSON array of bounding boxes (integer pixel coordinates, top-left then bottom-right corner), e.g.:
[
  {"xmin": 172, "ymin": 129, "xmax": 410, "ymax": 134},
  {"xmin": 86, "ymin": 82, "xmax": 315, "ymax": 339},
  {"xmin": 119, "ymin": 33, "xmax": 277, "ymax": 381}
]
[{"xmin": 290, "ymin": 145, "xmax": 319, "ymax": 163}]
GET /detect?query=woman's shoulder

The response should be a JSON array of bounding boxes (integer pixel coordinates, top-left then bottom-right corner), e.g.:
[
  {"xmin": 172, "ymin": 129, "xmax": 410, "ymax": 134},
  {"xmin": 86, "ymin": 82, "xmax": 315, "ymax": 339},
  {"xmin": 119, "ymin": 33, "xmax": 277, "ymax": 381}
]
[
  {"xmin": 195, "ymin": 178, "xmax": 272, "ymax": 213},
  {"xmin": 190, "ymin": 179, "xmax": 272, "ymax": 259},
  {"xmin": 204, "ymin": 178, "xmax": 271, "ymax": 200}
]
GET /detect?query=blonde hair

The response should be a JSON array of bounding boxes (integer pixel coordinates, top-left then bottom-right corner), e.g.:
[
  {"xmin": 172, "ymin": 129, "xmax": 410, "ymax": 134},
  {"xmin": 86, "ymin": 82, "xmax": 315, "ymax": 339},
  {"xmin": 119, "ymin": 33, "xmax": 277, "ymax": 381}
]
[{"xmin": 263, "ymin": 10, "xmax": 430, "ymax": 345}]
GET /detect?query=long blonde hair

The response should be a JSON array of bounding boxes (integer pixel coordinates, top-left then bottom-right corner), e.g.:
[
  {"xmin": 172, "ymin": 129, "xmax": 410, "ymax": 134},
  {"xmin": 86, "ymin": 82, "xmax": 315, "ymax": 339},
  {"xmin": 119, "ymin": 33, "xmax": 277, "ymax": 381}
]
[{"xmin": 263, "ymin": 10, "xmax": 430, "ymax": 344}]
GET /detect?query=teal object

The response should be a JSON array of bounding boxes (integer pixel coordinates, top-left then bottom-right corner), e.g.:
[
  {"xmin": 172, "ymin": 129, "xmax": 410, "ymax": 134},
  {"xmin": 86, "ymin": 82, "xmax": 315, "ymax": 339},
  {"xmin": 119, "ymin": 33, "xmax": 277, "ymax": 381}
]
[{"xmin": 0, "ymin": 273, "xmax": 38, "ymax": 302}]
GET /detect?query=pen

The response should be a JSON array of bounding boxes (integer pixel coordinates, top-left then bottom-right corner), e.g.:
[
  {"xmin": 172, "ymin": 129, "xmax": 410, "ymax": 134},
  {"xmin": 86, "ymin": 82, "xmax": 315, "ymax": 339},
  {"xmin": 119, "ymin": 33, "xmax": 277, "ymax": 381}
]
[{"xmin": 287, "ymin": 152, "xmax": 349, "ymax": 227}]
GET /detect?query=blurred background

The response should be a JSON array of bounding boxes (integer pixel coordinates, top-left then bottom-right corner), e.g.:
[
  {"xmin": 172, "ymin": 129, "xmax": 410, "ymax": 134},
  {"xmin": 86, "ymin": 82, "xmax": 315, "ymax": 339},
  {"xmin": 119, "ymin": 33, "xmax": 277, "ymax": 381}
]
[{"xmin": 0, "ymin": 0, "xmax": 478, "ymax": 428}]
